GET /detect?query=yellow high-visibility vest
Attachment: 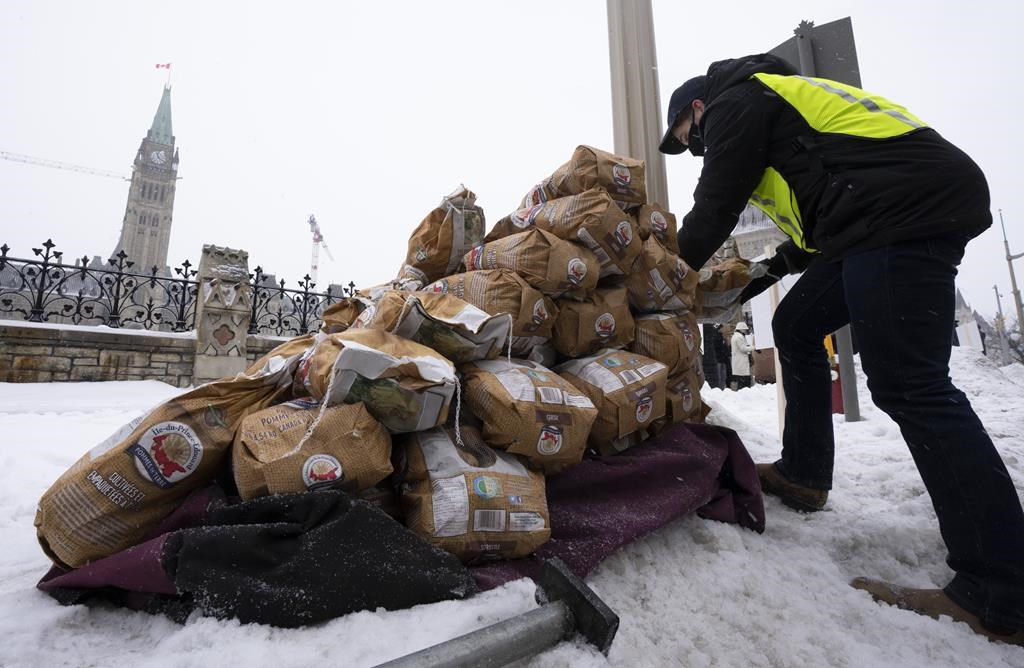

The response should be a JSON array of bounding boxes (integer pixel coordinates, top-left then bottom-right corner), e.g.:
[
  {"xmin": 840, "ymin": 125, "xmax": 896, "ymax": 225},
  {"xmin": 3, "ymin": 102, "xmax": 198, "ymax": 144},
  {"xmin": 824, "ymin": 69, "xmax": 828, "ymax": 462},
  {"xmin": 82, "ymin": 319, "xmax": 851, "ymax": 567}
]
[{"xmin": 746, "ymin": 73, "xmax": 930, "ymax": 252}]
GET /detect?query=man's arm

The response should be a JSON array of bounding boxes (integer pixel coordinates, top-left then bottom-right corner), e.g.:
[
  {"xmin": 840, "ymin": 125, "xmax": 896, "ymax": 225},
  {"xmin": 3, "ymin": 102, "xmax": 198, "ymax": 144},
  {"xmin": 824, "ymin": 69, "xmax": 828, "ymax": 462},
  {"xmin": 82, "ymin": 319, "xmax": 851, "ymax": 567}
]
[{"xmin": 676, "ymin": 84, "xmax": 775, "ymax": 269}]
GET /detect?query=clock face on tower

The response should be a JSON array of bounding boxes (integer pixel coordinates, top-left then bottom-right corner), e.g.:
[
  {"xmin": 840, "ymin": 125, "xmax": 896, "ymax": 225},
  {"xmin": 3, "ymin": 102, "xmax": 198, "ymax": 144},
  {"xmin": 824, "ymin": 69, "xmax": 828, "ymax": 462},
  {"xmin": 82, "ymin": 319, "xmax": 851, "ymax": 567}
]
[{"xmin": 149, "ymin": 150, "xmax": 167, "ymax": 166}]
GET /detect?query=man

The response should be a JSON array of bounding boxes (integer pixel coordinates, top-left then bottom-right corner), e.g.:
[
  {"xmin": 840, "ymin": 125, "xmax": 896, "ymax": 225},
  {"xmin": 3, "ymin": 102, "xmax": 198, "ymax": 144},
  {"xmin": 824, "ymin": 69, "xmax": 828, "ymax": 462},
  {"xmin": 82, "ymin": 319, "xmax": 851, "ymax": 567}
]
[
  {"xmin": 659, "ymin": 53, "xmax": 1024, "ymax": 643},
  {"xmin": 730, "ymin": 321, "xmax": 753, "ymax": 389}
]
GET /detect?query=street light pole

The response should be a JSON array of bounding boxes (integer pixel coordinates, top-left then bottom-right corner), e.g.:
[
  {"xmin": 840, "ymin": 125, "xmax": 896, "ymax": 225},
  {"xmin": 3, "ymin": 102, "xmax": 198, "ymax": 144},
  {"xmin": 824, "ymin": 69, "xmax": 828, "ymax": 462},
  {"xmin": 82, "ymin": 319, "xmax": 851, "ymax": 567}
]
[
  {"xmin": 606, "ymin": 0, "xmax": 669, "ymax": 208},
  {"xmin": 994, "ymin": 284, "xmax": 1011, "ymax": 366},
  {"xmin": 999, "ymin": 209, "xmax": 1024, "ymax": 332}
]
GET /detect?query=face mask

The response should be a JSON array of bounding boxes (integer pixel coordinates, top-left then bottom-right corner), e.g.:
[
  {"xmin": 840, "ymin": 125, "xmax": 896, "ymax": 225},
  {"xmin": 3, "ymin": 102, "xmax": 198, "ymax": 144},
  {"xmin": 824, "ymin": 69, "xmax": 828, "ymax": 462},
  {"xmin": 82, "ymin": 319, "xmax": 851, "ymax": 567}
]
[{"xmin": 687, "ymin": 110, "xmax": 705, "ymax": 156}]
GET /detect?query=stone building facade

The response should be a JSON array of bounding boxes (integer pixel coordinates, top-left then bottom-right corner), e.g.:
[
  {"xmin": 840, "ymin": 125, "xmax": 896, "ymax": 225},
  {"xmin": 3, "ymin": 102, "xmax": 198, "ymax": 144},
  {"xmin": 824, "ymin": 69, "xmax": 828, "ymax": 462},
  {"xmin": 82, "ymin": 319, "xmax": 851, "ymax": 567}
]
[
  {"xmin": 731, "ymin": 206, "xmax": 788, "ymax": 261},
  {"xmin": 110, "ymin": 86, "xmax": 179, "ymax": 274}
]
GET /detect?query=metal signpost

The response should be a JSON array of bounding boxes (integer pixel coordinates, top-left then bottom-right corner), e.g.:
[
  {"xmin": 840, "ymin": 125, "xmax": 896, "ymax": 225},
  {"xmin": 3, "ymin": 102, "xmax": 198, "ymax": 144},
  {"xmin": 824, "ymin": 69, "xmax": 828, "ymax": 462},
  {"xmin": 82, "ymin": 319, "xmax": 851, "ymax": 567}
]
[{"xmin": 770, "ymin": 18, "xmax": 863, "ymax": 422}]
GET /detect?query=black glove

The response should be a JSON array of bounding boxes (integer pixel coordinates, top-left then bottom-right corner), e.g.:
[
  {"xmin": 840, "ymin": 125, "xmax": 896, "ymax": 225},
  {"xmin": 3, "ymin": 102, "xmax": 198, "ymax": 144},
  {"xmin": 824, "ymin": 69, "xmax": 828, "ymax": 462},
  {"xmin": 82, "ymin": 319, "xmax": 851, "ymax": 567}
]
[
  {"xmin": 738, "ymin": 269, "xmax": 779, "ymax": 303},
  {"xmin": 737, "ymin": 241, "xmax": 817, "ymax": 303}
]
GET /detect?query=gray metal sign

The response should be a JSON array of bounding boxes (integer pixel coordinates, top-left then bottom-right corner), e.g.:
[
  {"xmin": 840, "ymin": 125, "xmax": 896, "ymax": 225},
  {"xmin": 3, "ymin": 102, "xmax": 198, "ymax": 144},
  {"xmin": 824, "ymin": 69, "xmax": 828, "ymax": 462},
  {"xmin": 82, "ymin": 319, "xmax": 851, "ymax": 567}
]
[{"xmin": 770, "ymin": 18, "xmax": 862, "ymax": 86}]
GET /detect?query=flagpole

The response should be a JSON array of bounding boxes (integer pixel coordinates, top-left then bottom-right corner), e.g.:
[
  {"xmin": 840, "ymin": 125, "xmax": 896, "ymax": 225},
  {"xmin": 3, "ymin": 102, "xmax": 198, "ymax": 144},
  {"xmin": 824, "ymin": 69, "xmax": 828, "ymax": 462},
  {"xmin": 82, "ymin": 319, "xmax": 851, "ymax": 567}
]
[{"xmin": 154, "ymin": 62, "xmax": 172, "ymax": 86}]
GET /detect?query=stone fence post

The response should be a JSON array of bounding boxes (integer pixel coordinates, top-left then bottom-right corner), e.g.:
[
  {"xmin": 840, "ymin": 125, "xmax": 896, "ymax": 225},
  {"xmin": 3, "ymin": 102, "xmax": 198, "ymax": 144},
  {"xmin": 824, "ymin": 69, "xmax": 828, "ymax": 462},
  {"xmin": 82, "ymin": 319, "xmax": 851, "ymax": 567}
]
[{"xmin": 192, "ymin": 245, "xmax": 251, "ymax": 385}]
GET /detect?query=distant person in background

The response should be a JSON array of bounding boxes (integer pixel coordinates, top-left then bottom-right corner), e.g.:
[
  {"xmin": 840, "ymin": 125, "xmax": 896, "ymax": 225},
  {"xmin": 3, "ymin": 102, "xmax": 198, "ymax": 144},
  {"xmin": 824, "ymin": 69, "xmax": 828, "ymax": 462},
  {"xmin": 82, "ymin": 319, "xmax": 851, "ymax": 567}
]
[
  {"xmin": 713, "ymin": 324, "xmax": 732, "ymax": 389},
  {"xmin": 659, "ymin": 53, "xmax": 1024, "ymax": 642},
  {"xmin": 730, "ymin": 322, "xmax": 753, "ymax": 390}
]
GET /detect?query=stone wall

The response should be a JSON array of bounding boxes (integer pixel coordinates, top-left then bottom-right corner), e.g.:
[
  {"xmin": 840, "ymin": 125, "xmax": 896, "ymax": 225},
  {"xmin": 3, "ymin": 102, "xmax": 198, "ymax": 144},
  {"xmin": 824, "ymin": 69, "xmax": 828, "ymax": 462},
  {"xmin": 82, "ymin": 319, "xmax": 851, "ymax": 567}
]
[
  {"xmin": 245, "ymin": 335, "xmax": 293, "ymax": 364},
  {"xmin": 0, "ymin": 321, "xmax": 306, "ymax": 387},
  {"xmin": 1, "ymin": 244, "xmax": 330, "ymax": 387},
  {"xmin": 0, "ymin": 322, "xmax": 196, "ymax": 387}
]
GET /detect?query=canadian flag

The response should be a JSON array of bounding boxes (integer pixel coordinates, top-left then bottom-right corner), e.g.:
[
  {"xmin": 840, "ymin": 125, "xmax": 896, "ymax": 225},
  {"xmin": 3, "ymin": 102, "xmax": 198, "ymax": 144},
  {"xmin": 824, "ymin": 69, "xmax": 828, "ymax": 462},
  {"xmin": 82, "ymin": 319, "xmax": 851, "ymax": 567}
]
[{"xmin": 155, "ymin": 63, "xmax": 172, "ymax": 69}]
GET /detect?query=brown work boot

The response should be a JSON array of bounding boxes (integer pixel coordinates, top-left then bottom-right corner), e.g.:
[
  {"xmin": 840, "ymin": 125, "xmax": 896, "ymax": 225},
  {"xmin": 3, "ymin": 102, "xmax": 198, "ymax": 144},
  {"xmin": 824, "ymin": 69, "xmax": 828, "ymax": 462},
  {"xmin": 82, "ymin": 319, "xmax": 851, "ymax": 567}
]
[
  {"xmin": 756, "ymin": 463, "xmax": 827, "ymax": 512},
  {"xmin": 851, "ymin": 578, "xmax": 1024, "ymax": 646}
]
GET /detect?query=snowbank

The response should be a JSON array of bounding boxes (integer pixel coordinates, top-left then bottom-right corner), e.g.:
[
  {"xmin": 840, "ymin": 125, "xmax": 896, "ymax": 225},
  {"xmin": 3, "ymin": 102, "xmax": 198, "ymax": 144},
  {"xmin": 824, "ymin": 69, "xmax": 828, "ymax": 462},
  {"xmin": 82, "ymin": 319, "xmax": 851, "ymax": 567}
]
[{"xmin": 1, "ymin": 348, "xmax": 1021, "ymax": 666}]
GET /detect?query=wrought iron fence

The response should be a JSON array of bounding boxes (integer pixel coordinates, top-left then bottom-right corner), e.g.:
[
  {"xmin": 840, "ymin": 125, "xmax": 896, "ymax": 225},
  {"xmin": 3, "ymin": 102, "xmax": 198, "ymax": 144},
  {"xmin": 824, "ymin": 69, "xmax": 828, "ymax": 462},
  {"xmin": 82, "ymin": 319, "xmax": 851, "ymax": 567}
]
[
  {"xmin": 0, "ymin": 240, "xmax": 198, "ymax": 331},
  {"xmin": 1, "ymin": 239, "xmax": 357, "ymax": 335},
  {"xmin": 248, "ymin": 265, "xmax": 356, "ymax": 337}
]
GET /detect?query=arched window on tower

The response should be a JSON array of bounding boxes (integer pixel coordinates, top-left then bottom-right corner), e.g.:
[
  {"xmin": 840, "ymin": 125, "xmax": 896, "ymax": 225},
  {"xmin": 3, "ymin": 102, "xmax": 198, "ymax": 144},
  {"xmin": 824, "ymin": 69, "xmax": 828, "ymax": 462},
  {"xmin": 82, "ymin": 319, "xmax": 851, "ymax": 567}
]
[{"xmin": 160, "ymin": 185, "xmax": 166, "ymax": 202}]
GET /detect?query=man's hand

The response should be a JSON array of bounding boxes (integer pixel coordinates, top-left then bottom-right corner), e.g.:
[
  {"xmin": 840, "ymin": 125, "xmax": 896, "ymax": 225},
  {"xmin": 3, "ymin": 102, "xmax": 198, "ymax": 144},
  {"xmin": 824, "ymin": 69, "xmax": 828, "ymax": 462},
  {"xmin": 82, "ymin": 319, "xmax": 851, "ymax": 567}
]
[
  {"xmin": 746, "ymin": 261, "xmax": 772, "ymax": 279},
  {"xmin": 738, "ymin": 265, "xmax": 780, "ymax": 302},
  {"xmin": 698, "ymin": 257, "xmax": 778, "ymax": 323},
  {"xmin": 737, "ymin": 254, "xmax": 786, "ymax": 302},
  {"xmin": 736, "ymin": 241, "xmax": 817, "ymax": 302},
  {"xmin": 696, "ymin": 241, "xmax": 817, "ymax": 322}
]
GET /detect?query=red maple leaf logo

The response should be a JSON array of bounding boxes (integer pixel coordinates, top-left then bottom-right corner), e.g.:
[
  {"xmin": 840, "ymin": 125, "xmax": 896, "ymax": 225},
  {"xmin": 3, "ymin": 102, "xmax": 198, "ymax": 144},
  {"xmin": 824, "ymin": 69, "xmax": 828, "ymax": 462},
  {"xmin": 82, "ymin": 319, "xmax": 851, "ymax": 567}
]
[
  {"xmin": 307, "ymin": 465, "xmax": 339, "ymax": 482},
  {"xmin": 150, "ymin": 434, "xmax": 187, "ymax": 477}
]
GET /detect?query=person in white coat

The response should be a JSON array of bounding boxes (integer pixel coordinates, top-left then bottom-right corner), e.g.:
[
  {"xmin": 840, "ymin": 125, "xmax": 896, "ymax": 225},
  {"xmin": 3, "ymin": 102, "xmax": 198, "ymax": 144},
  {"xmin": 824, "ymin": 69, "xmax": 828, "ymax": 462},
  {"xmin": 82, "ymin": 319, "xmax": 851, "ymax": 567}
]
[{"xmin": 730, "ymin": 321, "xmax": 754, "ymax": 390}]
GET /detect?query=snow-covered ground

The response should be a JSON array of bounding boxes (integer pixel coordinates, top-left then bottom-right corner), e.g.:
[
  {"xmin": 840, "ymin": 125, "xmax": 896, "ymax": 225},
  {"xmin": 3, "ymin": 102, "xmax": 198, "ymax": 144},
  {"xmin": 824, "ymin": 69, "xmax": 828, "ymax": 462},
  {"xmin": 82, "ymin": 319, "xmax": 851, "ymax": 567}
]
[{"xmin": 1, "ymin": 349, "xmax": 1022, "ymax": 667}]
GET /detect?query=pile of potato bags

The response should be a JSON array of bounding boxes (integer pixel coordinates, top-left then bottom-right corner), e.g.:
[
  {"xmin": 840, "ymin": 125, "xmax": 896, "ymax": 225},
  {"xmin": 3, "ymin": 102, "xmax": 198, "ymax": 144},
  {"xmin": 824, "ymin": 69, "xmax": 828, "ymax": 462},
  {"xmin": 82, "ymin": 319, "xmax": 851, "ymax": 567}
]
[{"xmin": 36, "ymin": 149, "xmax": 752, "ymax": 570}]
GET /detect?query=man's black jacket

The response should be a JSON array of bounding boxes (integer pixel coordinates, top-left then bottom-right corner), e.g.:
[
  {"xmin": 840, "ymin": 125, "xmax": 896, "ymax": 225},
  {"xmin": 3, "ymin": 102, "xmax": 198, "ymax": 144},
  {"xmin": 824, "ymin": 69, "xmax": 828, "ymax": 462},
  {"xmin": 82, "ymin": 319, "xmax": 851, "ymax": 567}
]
[{"xmin": 677, "ymin": 53, "xmax": 992, "ymax": 271}]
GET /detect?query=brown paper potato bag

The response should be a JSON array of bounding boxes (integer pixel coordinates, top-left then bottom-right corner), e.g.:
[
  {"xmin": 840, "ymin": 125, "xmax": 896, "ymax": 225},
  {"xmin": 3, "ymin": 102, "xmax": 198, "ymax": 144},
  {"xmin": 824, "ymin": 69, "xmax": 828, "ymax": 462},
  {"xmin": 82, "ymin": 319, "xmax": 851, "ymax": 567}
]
[
  {"xmin": 489, "ymin": 188, "xmax": 640, "ymax": 277},
  {"xmin": 461, "ymin": 359, "xmax": 597, "ymax": 473},
  {"xmin": 232, "ymin": 399, "xmax": 392, "ymax": 501},
  {"xmin": 424, "ymin": 270, "xmax": 558, "ymax": 358},
  {"xmin": 396, "ymin": 186, "xmax": 486, "ymax": 288},
  {"xmin": 552, "ymin": 286, "xmax": 635, "ymax": 358},
  {"xmin": 520, "ymin": 145, "xmax": 647, "ymax": 208},
  {"xmin": 631, "ymin": 310, "xmax": 702, "ymax": 377},
  {"xmin": 352, "ymin": 290, "xmax": 510, "ymax": 363},
  {"xmin": 625, "ymin": 236, "xmax": 698, "ymax": 313},
  {"xmin": 292, "ymin": 329, "xmax": 456, "ymax": 434},
  {"xmin": 463, "ymin": 228, "xmax": 600, "ymax": 299},
  {"xmin": 556, "ymin": 349, "xmax": 668, "ymax": 455},
  {"xmin": 35, "ymin": 344, "xmax": 309, "ymax": 568},
  {"xmin": 400, "ymin": 426, "xmax": 550, "ymax": 563},
  {"xmin": 635, "ymin": 203, "xmax": 679, "ymax": 254}
]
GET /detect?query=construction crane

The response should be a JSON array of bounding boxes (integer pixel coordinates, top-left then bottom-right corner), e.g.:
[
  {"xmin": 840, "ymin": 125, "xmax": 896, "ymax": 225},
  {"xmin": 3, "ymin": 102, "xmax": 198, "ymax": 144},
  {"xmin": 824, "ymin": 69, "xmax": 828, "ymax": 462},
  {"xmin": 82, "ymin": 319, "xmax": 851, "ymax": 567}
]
[
  {"xmin": 307, "ymin": 214, "xmax": 335, "ymax": 285},
  {"xmin": 1, "ymin": 150, "xmax": 129, "ymax": 180}
]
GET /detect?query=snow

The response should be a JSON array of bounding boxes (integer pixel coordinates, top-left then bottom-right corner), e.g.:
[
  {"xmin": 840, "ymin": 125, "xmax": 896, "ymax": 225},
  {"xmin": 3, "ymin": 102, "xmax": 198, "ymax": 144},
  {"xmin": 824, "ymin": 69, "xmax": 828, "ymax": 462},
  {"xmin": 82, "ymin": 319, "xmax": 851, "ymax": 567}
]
[
  {"xmin": 4, "ymin": 320, "xmax": 197, "ymax": 339},
  {"xmin": 1001, "ymin": 362, "xmax": 1024, "ymax": 389},
  {"xmin": 1, "ymin": 348, "xmax": 1022, "ymax": 666}
]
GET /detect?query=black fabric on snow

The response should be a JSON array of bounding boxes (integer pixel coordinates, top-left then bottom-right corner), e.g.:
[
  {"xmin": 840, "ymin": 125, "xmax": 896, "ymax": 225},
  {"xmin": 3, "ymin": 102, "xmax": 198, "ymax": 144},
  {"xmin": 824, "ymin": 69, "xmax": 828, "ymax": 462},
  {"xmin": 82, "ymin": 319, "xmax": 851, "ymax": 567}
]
[{"xmin": 39, "ymin": 488, "xmax": 478, "ymax": 627}]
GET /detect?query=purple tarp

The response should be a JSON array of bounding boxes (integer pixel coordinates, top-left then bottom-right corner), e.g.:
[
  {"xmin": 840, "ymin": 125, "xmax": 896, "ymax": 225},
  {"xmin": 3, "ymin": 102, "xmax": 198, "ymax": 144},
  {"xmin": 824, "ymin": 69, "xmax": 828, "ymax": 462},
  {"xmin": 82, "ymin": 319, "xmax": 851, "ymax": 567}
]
[
  {"xmin": 38, "ymin": 422, "xmax": 763, "ymax": 620},
  {"xmin": 470, "ymin": 422, "xmax": 764, "ymax": 589},
  {"xmin": 38, "ymin": 487, "xmax": 215, "ymax": 598}
]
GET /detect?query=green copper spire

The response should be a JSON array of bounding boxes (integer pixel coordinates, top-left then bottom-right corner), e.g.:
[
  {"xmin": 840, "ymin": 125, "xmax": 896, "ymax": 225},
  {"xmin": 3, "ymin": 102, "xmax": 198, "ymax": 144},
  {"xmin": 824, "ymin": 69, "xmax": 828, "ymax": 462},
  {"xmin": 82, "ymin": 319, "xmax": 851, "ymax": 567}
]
[{"xmin": 148, "ymin": 86, "xmax": 173, "ymax": 146}]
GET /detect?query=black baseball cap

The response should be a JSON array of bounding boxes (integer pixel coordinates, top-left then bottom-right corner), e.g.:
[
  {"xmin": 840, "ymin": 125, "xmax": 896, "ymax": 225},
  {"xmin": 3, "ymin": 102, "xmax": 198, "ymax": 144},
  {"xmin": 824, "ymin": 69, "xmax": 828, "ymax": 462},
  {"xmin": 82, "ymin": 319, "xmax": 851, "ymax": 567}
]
[{"xmin": 658, "ymin": 75, "xmax": 707, "ymax": 155}]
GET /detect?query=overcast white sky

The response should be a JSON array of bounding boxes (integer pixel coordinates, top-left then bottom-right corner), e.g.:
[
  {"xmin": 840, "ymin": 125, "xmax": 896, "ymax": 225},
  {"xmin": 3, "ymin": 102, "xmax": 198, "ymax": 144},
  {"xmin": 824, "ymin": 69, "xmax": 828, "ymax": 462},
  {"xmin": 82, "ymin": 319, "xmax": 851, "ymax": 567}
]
[{"xmin": 1, "ymin": 0, "xmax": 1022, "ymax": 321}]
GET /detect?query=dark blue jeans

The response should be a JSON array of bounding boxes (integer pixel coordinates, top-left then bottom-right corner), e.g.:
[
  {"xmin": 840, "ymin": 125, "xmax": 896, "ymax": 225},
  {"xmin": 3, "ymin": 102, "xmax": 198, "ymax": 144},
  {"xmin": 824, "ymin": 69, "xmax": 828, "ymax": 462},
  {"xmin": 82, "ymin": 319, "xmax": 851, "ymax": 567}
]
[{"xmin": 772, "ymin": 234, "xmax": 1024, "ymax": 630}]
